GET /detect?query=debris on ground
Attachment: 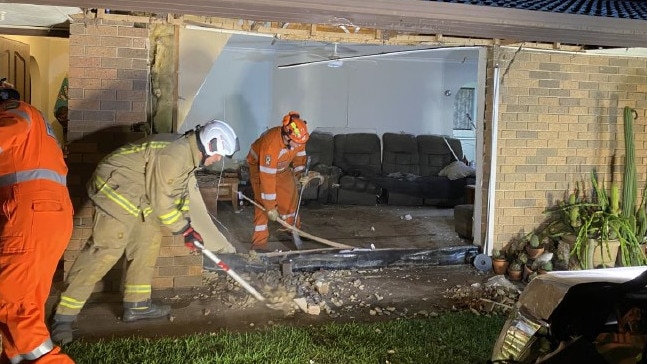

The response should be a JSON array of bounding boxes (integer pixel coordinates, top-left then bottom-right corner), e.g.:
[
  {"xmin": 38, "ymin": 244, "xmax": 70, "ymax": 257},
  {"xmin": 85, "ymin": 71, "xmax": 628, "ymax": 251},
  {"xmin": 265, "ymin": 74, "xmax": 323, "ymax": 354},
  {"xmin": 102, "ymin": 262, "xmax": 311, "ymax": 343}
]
[
  {"xmin": 443, "ymin": 275, "xmax": 521, "ymax": 315},
  {"xmin": 160, "ymin": 265, "xmax": 512, "ymax": 321}
]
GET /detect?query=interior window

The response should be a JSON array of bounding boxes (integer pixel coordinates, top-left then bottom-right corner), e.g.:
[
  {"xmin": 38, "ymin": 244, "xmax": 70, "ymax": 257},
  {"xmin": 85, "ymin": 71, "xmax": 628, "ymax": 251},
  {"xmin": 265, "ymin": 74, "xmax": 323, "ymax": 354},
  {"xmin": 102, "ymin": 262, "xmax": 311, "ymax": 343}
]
[{"xmin": 453, "ymin": 87, "xmax": 475, "ymax": 130}]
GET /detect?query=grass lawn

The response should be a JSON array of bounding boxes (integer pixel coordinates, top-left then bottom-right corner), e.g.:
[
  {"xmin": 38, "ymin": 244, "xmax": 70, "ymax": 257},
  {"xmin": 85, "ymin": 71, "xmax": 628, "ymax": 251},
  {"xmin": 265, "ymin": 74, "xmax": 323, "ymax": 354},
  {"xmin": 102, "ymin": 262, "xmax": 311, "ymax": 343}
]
[{"xmin": 63, "ymin": 311, "xmax": 506, "ymax": 364}]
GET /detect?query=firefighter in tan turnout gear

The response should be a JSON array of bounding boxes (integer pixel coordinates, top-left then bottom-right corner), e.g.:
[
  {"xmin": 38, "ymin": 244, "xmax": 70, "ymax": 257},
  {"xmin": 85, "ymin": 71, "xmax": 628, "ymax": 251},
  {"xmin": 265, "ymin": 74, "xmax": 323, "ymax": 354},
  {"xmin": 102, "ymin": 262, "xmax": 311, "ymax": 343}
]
[
  {"xmin": 50, "ymin": 120, "xmax": 239, "ymax": 345},
  {"xmin": 247, "ymin": 111, "xmax": 321, "ymax": 251}
]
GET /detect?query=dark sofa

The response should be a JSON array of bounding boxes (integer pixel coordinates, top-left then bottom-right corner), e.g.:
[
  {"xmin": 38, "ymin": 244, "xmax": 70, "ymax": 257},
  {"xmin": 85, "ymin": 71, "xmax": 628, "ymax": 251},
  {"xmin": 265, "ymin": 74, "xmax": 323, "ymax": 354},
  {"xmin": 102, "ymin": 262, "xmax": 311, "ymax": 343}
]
[{"xmin": 303, "ymin": 131, "xmax": 474, "ymax": 207}]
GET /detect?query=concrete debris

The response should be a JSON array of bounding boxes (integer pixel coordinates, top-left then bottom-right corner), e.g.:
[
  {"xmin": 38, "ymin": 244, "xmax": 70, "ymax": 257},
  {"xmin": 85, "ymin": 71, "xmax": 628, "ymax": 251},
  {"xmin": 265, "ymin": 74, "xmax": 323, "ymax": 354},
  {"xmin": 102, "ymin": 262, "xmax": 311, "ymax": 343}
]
[
  {"xmin": 443, "ymin": 277, "xmax": 520, "ymax": 315},
  {"xmin": 160, "ymin": 265, "xmax": 505, "ymax": 322}
]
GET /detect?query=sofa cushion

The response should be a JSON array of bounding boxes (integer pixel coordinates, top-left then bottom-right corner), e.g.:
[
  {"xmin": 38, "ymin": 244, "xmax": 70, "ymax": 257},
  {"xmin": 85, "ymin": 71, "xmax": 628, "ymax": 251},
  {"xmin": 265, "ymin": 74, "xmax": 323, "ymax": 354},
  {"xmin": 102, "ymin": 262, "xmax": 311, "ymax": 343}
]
[
  {"xmin": 417, "ymin": 135, "xmax": 463, "ymax": 177},
  {"xmin": 306, "ymin": 131, "xmax": 334, "ymax": 167},
  {"xmin": 333, "ymin": 133, "xmax": 382, "ymax": 177},
  {"xmin": 439, "ymin": 161, "xmax": 476, "ymax": 180},
  {"xmin": 382, "ymin": 132, "xmax": 419, "ymax": 175}
]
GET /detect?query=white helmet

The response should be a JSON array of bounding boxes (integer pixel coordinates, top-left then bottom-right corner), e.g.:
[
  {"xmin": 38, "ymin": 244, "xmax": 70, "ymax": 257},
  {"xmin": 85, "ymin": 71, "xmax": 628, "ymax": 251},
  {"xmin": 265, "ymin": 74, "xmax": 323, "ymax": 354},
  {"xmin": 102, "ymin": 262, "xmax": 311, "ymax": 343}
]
[{"xmin": 199, "ymin": 120, "xmax": 239, "ymax": 157}]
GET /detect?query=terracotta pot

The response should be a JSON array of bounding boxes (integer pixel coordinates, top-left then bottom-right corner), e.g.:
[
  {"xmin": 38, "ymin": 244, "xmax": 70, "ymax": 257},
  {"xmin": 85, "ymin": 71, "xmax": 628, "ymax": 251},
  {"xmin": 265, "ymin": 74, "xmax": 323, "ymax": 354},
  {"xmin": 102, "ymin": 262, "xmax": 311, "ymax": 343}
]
[
  {"xmin": 507, "ymin": 268, "xmax": 522, "ymax": 281},
  {"xmin": 523, "ymin": 264, "xmax": 534, "ymax": 281},
  {"xmin": 526, "ymin": 246, "xmax": 545, "ymax": 259},
  {"xmin": 492, "ymin": 258, "xmax": 509, "ymax": 275}
]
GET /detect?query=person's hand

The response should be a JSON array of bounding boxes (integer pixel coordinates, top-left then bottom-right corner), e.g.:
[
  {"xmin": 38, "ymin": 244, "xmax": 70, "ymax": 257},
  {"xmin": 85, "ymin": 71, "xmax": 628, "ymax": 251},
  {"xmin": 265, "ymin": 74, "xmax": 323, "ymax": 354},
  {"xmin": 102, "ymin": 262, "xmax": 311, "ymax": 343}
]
[
  {"xmin": 267, "ymin": 208, "xmax": 279, "ymax": 222},
  {"xmin": 182, "ymin": 225, "xmax": 204, "ymax": 251},
  {"xmin": 300, "ymin": 171, "xmax": 323, "ymax": 186},
  {"xmin": 298, "ymin": 174, "xmax": 311, "ymax": 186}
]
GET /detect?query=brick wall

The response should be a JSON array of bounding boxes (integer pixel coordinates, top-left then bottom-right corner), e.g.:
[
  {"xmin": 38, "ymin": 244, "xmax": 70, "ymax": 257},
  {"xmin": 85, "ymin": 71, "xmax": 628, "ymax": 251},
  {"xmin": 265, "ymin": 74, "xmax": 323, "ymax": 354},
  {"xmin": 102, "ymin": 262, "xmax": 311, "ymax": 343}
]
[
  {"xmin": 484, "ymin": 47, "xmax": 647, "ymax": 250},
  {"xmin": 64, "ymin": 15, "xmax": 202, "ymax": 292}
]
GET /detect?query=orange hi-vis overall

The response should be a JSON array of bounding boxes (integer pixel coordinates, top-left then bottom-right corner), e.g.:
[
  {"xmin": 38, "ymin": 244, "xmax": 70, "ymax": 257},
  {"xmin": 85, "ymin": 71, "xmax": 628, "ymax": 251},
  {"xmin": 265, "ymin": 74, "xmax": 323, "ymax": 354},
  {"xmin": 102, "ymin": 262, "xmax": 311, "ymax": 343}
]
[
  {"xmin": 247, "ymin": 127, "xmax": 306, "ymax": 247},
  {"xmin": 0, "ymin": 100, "xmax": 74, "ymax": 363}
]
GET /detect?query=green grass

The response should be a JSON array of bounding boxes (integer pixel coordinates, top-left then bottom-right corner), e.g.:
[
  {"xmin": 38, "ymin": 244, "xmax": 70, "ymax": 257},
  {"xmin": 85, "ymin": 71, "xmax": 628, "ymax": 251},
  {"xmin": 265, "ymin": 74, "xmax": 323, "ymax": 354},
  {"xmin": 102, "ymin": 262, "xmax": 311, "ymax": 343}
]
[{"xmin": 64, "ymin": 312, "xmax": 505, "ymax": 364}]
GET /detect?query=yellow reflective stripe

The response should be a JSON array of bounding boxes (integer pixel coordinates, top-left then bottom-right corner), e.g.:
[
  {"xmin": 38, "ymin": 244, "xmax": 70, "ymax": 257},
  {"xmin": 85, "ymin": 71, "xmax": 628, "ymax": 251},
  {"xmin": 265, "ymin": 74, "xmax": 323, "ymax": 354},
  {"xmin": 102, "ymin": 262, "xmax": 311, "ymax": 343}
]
[
  {"xmin": 59, "ymin": 296, "xmax": 86, "ymax": 309},
  {"xmin": 175, "ymin": 198, "xmax": 189, "ymax": 212},
  {"xmin": 113, "ymin": 141, "xmax": 169, "ymax": 156},
  {"xmin": 159, "ymin": 209, "xmax": 182, "ymax": 225},
  {"xmin": 94, "ymin": 176, "xmax": 141, "ymax": 217},
  {"xmin": 142, "ymin": 206, "xmax": 153, "ymax": 217},
  {"xmin": 124, "ymin": 284, "xmax": 152, "ymax": 294}
]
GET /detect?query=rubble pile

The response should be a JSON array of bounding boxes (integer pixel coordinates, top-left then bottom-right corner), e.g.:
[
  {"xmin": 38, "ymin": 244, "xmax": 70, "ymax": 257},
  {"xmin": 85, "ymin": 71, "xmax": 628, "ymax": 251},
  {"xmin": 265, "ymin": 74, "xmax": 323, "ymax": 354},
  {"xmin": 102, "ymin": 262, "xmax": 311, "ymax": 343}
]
[
  {"xmin": 443, "ymin": 276, "xmax": 521, "ymax": 315},
  {"xmin": 163, "ymin": 265, "xmax": 511, "ymax": 320}
]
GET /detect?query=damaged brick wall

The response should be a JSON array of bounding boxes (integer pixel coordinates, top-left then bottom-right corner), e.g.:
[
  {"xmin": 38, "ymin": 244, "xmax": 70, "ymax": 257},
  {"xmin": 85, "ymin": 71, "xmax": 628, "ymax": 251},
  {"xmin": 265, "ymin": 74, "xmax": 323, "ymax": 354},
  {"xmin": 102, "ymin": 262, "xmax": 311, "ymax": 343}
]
[{"xmin": 64, "ymin": 15, "xmax": 202, "ymax": 292}]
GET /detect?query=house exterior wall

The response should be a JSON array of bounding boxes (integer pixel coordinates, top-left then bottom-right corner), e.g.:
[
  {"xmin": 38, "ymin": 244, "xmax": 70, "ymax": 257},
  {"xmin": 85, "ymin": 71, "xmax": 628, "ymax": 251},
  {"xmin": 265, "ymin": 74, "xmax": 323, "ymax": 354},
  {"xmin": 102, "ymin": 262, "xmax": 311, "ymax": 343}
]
[
  {"xmin": 65, "ymin": 16, "xmax": 202, "ymax": 292},
  {"xmin": 61, "ymin": 16, "xmax": 647, "ymax": 292},
  {"xmin": 483, "ymin": 47, "xmax": 647, "ymax": 250}
]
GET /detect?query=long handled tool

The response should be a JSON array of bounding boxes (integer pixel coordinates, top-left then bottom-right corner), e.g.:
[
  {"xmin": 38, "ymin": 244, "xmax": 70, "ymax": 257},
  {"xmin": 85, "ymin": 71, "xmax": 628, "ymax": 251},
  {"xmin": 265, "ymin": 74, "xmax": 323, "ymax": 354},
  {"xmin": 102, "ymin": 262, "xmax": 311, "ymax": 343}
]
[
  {"xmin": 292, "ymin": 156, "xmax": 311, "ymax": 249},
  {"xmin": 238, "ymin": 191, "xmax": 353, "ymax": 249},
  {"xmin": 193, "ymin": 241, "xmax": 266, "ymax": 302}
]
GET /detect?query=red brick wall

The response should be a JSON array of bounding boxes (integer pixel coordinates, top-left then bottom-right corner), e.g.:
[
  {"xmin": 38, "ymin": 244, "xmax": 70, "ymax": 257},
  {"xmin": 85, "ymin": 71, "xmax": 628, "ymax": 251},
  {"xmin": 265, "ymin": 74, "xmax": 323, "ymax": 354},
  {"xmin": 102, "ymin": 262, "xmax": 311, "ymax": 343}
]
[{"xmin": 64, "ymin": 15, "xmax": 202, "ymax": 292}]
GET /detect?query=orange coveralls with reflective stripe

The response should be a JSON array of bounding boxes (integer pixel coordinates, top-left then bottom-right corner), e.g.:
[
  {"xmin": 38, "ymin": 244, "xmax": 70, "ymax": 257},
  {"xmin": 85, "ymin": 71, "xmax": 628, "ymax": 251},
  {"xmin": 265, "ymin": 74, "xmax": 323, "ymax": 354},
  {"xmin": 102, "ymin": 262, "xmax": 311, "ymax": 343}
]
[
  {"xmin": 0, "ymin": 100, "xmax": 74, "ymax": 363},
  {"xmin": 247, "ymin": 127, "xmax": 306, "ymax": 247}
]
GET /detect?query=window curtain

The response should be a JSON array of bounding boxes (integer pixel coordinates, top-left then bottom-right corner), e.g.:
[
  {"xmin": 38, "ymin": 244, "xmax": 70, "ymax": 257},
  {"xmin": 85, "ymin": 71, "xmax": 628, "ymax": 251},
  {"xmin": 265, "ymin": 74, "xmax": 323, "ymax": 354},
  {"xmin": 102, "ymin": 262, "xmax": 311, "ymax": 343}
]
[{"xmin": 453, "ymin": 87, "xmax": 474, "ymax": 130}]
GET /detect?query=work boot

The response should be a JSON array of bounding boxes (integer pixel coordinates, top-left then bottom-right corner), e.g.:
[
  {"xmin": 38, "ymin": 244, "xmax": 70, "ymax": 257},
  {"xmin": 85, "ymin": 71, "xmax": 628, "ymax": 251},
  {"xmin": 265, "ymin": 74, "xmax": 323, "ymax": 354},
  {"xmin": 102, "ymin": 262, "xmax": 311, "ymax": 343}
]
[
  {"xmin": 50, "ymin": 314, "xmax": 76, "ymax": 345},
  {"xmin": 122, "ymin": 299, "xmax": 171, "ymax": 323}
]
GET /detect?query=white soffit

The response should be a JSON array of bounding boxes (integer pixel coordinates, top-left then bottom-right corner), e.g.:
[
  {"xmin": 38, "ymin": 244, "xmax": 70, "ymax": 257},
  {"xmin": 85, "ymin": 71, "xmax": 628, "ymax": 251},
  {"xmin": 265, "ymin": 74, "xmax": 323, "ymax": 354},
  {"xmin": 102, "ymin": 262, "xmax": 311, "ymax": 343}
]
[{"xmin": 0, "ymin": 4, "xmax": 81, "ymax": 27}]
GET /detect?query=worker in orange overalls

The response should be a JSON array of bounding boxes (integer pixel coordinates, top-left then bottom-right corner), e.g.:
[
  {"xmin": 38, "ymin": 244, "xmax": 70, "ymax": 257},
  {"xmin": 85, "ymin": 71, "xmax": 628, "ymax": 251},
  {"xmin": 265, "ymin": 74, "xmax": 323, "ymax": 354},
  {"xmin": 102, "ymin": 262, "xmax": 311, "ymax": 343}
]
[
  {"xmin": 0, "ymin": 79, "xmax": 75, "ymax": 363},
  {"xmin": 247, "ymin": 111, "xmax": 321, "ymax": 251}
]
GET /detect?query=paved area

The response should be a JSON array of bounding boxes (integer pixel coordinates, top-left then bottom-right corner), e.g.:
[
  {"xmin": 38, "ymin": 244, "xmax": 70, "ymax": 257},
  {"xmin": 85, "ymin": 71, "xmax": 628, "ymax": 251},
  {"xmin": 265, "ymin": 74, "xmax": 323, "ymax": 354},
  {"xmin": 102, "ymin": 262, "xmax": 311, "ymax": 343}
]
[{"xmin": 47, "ymin": 199, "xmax": 480, "ymax": 344}]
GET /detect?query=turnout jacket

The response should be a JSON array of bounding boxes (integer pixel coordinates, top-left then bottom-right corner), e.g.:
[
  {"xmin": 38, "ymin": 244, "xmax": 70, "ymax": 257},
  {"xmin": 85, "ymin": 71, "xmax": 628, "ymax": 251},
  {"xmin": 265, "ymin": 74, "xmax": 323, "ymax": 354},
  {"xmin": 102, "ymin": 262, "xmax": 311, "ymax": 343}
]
[
  {"xmin": 246, "ymin": 126, "xmax": 307, "ymax": 211},
  {"xmin": 88, "ymin": 132, "xmax": 202, "ymax": 234}
]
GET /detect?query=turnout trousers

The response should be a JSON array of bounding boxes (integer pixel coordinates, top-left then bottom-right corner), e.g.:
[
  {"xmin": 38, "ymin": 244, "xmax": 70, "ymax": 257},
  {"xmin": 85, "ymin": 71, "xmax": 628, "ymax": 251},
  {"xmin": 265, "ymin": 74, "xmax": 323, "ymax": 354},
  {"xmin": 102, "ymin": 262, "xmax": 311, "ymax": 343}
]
[{"xmin": 55, "ymin": 205, "xmax": 162, "ymax": 316}]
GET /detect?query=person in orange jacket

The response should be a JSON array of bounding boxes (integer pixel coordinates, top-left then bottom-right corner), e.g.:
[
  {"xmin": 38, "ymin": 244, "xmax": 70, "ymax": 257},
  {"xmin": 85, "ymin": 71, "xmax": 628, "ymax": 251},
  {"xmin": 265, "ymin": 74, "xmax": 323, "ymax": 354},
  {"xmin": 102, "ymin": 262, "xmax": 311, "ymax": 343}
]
[
  {"xmin": 247, "ymin": 111, "xmax": 320, "ymax": 251},
  {"xmin": 0, "ymin": 79, "xmax": 75, "ymax": 363}
]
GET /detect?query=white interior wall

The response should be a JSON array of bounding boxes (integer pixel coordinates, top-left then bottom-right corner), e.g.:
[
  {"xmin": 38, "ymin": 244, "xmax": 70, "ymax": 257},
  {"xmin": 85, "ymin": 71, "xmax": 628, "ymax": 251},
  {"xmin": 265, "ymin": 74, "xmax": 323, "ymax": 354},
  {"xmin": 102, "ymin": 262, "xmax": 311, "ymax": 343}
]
[
  {"xmin": 180, "ymin": 46, "xmax": 273, "ymax": 166},
  {"xmin": 178, "ymin": 32, "xmax": 481, "ymax": 164}
]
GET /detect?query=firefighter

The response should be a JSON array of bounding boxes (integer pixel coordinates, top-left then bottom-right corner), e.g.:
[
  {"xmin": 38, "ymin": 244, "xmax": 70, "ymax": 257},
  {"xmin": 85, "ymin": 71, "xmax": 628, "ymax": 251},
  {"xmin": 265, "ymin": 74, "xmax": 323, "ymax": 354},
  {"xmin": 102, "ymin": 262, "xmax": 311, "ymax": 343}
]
[
  {"xmin": 247, "ymin": 111, "xmax": 321, "ymax": 251},
  {"xmin": 0, "ymin": 79, "xmax": 75, "ymax": 363},
  {"xmin": 50, "ymin": 120, "xmax": 239, "ymax": 345}
]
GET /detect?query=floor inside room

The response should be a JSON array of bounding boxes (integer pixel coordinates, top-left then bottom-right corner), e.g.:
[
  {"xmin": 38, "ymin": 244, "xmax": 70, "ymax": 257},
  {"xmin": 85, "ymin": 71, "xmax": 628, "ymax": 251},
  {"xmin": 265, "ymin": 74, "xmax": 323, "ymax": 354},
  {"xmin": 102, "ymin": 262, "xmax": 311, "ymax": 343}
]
[{"xmin": 211, "ymin": 197, "xmax": 473, "ymax": 254}]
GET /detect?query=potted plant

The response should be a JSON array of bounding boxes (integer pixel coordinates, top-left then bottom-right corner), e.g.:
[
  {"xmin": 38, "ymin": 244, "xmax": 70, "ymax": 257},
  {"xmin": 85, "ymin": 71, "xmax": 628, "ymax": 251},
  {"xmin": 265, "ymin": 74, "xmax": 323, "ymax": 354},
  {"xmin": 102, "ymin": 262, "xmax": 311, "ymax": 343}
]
[
  {"xmin": 571, "ymin": 171, "xmax": 645, "ymax": 269},
  {"xmin": 541, "ymin": 170, "xmax": 647, "ymax": 269},
  {"xmin": 525, "ymin": 233, "xmax": 544, "ymax": 259},
  {"xmin": 523, "ymin": 263, "xmax": 535, "ymax": 282},
  {"xmin": 491, "ymin": 249, "xmax": 509, "ymax": 275},
  {"xmin": 538, "ymin": 107, "xmax": 647, "ymax": 269},
  {"xmin": 527, "ymin": 271, "xmax": 539, "ymax": 282},
  {"xmin": 538, "ymin": 260, "xmax": 553, "ymax": 275},
  {"xmin": 507, "ymin": 261, "xmax": 522, "ymax": 281}
]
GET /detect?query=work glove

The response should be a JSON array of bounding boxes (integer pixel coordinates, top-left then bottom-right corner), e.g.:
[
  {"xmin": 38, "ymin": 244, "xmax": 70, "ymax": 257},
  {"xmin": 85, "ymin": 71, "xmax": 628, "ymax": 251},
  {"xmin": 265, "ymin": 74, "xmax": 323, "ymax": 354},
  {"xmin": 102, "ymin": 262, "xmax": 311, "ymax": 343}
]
[
  {"xmin": 299, "ymin": 171, "xmax": 323, "ymax": 186},
  {"xmin": 181, "ymin": 225, "xmax": 204, "ymax": 251},
  {"xmin": 267, "ymin": 208, "xmax": 279, "ymax": 222}
]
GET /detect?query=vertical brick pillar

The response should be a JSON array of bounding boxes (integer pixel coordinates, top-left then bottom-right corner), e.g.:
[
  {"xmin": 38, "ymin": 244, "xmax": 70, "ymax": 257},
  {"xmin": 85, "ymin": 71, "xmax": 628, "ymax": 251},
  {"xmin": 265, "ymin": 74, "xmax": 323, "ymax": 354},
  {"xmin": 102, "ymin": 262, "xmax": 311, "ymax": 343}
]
[{"xmin": 64, "ymin": 14, "xmax": 202, "ymax": 292}]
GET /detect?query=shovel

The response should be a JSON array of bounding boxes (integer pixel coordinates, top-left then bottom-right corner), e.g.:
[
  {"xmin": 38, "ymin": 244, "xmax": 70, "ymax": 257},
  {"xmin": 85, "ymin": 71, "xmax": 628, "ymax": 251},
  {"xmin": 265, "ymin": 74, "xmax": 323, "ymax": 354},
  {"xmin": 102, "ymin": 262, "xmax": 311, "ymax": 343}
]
[
  {"xmin": 238, "ymin": 191, "xmax": 352, "ymax": 250},
  {"xmin": 193, "ymin": 241, "xmax": 301, "ymax": 311},
  {"xmin": 193, "ymin": 241, "xmax": 267, "ymax": 302},
  {"xmin": 292, "ymin": 156, "xmax": 311, "ymax": 250}
]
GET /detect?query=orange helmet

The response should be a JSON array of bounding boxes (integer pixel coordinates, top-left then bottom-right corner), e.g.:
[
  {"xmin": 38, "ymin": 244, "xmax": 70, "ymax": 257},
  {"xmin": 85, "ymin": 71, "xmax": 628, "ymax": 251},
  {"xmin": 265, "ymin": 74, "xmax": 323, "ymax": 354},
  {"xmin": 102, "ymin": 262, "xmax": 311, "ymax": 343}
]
[{"xmin": 281, "ymin": 111, "xmax": 309, "ymax": 144}]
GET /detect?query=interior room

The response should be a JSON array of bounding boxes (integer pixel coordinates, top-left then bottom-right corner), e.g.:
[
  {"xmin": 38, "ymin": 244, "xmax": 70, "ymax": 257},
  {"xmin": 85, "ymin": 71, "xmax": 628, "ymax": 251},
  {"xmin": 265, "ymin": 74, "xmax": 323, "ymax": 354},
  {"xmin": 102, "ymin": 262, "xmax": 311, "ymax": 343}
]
[{"xmin": 0, "ymin": 9, "xmax": 485, "ymax": 257}]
